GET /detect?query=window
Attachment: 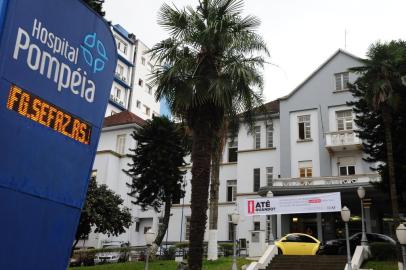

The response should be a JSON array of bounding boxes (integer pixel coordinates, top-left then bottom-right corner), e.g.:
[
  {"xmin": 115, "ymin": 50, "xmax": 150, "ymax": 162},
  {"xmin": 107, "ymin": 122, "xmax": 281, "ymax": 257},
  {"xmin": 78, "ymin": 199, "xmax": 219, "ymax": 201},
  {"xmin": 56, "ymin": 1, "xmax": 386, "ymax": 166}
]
[
  {"xmin": 136, "ymin": 100, "xmax": 141, "ymax": 109},
  {"xmin": 228, "ymin": 215, "xmax": 236, "ymax": 241},
  {"xmin": 338, "ymin": 157, "xmax": 356, "ymax": 176},
  {"xmin": 146, "ymin": 84, "xmax": 153, "ymax": 95},
  {"xmin": 144, "ymin": 226, "xmax": 151, "ymax": 234},
  {"xmin": 226, "ymin": 180, "xmax": 237, "ymax": 202},
  {"xmin": 253, "ymin": 168, "xmax": 260, "ymax": 192},
  {"xmin": 185, "ymin": 217, "xmax": 191, "ymax": 241},
  {"xmin": 144, "ymin": 105, "xmax": 150, "ymax": 116},
  {"xmin": 141, "ymin": 57, "xmax": 146, "ymax": 65},
  {"xmin": 298, "ymin": 115, "xmax": 311, "ymax": 140},
  {"xmin": 138, "ymin": 79, "xmax": 143, "ymax": 86},
  {"xmin": 336, "ymin": 110, "xmax": 353, "ymax": 131},
  {"xmin": 114, "ymin": 87, "xmax": 121, "ymax": 99},
  {"xmin": 228, "ymin": 140, "xmax": 238, "ymax": 162},
  {"xmin": 335, "ymin": 72, "xmax": 349, "ymax": 91},
  {"xmin": 266, "ymin": 167, "xmax": 273, "ymax": 186},
  {"xmin": 299, "ymin": 161, "xmax": 312, "ymax": 178},
  {"xmin": 116, "ymin": 64, "xmax": 124, "ymax": 75},
  {"xmin": 253, "ymin": 221, "xmax": 261, "ymax": 231},
  {"xmin": 116, "ymin": 134, "xmax": 126, "ymax": 154},
  {"xmin": 135, "ymin": 222, "xmax": 140, "ymax": 232},
  {"xmin": 254, "ymin": 126, "xmax": 261, "ymax": 149},
  {"xmin": 115, "ymin": 37, "xmax": 128, "ymax": 54},
  {"xmin": 266, "ymin": 124, "xmax": 273, "ymax": 148}
]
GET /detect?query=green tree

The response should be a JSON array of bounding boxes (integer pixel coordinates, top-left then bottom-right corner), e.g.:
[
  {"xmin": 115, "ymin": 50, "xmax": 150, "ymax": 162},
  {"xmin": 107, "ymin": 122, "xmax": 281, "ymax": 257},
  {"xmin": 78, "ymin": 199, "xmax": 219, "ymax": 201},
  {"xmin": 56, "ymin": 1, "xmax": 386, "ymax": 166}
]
[
  {"xmin": 124, "ymin": 116, "xmax": 189, "ymax": 257},
  {"xmin": 349, "ymin": 40, "xmax": 406, "ymax": 226},
  {"xmin": 82, "ymin": 0, "xmax": 105, "ymax": 17},
  {"xmin": 149, "ymin": 1, "xmax": 268, "ymax": 268},
  {"xmin": 74, "ymin": 176, "xmax": 132, "ymax": 249}
]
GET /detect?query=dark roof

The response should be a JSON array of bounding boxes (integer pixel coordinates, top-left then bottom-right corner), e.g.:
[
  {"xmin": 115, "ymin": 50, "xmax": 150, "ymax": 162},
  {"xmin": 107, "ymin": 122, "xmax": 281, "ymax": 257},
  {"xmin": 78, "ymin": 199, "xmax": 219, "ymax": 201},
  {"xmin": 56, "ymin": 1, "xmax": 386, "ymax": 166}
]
[
  {"xmin": 103, "ymin": 111, "xmax": 145, "ymax": 128},
  {"xmin": 262, "ymin": 99, "xmax": 280, "ymax": 114}
]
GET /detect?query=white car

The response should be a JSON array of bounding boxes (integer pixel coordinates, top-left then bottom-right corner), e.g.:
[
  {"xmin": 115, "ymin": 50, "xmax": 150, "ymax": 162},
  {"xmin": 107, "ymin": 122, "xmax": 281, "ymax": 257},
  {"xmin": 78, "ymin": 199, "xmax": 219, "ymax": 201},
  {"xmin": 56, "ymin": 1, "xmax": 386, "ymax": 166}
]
[{"xmin": 94, "ymin": 245, "xmax": 123, "ymax": 264}]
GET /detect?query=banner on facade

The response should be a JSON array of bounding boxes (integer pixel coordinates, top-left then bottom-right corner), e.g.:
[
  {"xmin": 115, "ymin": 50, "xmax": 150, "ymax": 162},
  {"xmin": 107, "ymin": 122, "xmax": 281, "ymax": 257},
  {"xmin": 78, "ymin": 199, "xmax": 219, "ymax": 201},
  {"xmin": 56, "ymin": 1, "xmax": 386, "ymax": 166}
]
[{"xmin": 245, "ymin": 192, "xmax": 341, "ymax": 216}]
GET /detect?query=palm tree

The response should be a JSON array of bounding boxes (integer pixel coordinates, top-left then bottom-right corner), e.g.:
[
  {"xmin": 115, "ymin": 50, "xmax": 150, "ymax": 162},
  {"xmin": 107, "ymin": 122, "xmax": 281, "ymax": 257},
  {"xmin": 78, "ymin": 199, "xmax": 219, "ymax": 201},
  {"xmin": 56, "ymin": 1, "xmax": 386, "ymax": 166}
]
[
  {"xmin": 149, "ymin": 1, "xmax": 268, "ymax": 268},
  {"xmin": 350, "ymin": 40, "xmax": 406, "ymax": 226}
]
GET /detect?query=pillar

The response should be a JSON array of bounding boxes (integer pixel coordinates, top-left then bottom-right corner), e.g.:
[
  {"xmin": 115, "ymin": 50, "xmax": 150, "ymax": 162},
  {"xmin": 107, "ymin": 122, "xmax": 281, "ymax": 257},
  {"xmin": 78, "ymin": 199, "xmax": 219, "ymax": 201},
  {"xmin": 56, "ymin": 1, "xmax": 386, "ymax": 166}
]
[
  {"xmin": 277, "ymin": 214, "xmax": 282, "ymax": 238},
  {"xmin": 317, "ymin": 212, "xmax": 323, "ymax": 242}
]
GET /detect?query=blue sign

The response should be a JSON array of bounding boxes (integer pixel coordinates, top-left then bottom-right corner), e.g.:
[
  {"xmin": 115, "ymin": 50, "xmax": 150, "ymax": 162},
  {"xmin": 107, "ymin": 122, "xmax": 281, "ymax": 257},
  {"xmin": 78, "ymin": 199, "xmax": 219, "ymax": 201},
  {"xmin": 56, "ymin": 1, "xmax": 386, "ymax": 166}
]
[{"xmin": 0, "ymin": 0, "xmax": 117, "ymax": 269}]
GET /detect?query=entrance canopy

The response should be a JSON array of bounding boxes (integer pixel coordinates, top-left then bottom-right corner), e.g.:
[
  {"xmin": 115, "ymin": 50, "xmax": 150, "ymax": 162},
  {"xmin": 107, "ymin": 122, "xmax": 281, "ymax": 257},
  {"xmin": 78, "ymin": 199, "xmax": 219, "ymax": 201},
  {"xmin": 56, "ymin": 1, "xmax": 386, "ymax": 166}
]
[{"xmin": 245, "ymin": 192, "xmax": 341, "ymax": 216}]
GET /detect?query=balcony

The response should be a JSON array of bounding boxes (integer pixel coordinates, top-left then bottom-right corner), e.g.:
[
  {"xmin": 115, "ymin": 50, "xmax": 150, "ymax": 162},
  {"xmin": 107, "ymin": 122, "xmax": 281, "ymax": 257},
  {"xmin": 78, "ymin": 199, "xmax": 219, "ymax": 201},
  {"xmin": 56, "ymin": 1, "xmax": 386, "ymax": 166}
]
[
  {"xmin": 114, "ymin": 73, "xmax": 132, "ymax": 89},
  {"xmin": 325, "ymin": 130, "xmax": 361, "ymax": 152},
  {"xmin": 272, "ymin": 173, "xmax": 380, "ymax": 187},
  {"xmin": 109, "ymin": 94, "xmax": 126, "ymax": 109}
]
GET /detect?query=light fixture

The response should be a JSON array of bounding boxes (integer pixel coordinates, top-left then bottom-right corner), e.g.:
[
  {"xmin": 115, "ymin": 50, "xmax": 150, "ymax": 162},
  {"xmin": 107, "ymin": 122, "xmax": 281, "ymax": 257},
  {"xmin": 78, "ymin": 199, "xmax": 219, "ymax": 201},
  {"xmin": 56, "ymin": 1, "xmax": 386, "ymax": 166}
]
[
  {"xmin": 145, "ymin": 229, "xmax": 155, "ymax": 246},
  {"xmin": 231, "ymin": 210, "xmax": 240, "ymax": 225},
  {"xmin": 292, "ymin": 217, "xmax": 298, "ymax": 222},
  {"xmin": 341, "ymin": 206, "xmax": 350, "ymax": 223},
  {"xmin": 396, "ymin": 224, "xmax": 406, "ymax": 245},
  {"xmin": 357, "ymin": 187, "xmax": 365, "ymax": 199}
]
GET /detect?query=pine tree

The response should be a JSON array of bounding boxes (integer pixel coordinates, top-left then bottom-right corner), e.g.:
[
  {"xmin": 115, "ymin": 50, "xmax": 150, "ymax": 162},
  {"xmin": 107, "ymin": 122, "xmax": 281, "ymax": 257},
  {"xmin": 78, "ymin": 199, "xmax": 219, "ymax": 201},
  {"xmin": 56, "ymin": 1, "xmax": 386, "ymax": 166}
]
[{"xmin": 124, "ymin": 116, "xmax": 189, "ymax": 256}]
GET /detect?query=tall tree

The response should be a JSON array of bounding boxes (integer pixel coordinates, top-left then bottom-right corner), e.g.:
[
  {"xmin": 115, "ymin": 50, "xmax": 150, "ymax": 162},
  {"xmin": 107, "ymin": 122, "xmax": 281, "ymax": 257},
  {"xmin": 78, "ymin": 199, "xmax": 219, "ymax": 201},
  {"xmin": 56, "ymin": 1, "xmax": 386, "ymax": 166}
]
[
  {"xmin": 124, "ymin": 116, "xmax": 189, "ymax": 257},
  {"xmin": 74, "ymin": 176, "xmax": 132, "ymax": 249},
  {"xmin": 349, "ymin": 40, "xmax": 406, "ymax": 226},
  {"xmin": 82, "ymin": 0, "xmax": 105, "ymax": 17},
  {"xmin": 149, "ymin": 1, "xmax": 268, "ymax": 269}
]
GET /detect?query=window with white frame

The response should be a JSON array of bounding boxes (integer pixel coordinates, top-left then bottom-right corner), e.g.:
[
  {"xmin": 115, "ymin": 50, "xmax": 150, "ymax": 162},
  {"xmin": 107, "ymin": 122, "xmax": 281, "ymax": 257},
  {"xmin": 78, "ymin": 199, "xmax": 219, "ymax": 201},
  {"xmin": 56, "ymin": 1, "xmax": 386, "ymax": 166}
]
[
  {"xmin": 116, "ymin": 134, "xmax": 126, "ymax": 154},
  {"xmin": 266, "ymin": 167, "xmax": 273, "ymax": 186},
  {"xmin": 253, "ymin": 168, "xmax": 260, "ymax": 192},
  {"xmin": 299, "ymin": 160, "xmax": 312, "ymax": 178},
  {"xmin": 144, "ymin": 105, "xmax": 150, "ymax": 116},
  {"xmin": 336, "ymin": 110, "xmax": 353, "ymax": 131},
  {"xmin": 136, "ymin": 100, "xmax": 141, "ymax": 109},
  {"xmin": 266, "ymin": 123, "xmax": 273, "ymax": 148},
  {"xmin": 114, "ymin": 87, "xmax": 121, "ymax": 99},
  {"xmin": 228, "ymin": 215, "xmax": 236, "ymax": 241},
  {"xmin": 228, "ymin": 139, "xmax": 238, "ymax": 162},
  {"xmin": 115, "ymin": 36, "xmax": 128, "ymax": 54},
  {"xmin": 138, "ymin": 79, "xmax": 143, "ymax": 87},
  {"xmin": 253, "ymin": 221, "xmax": 261, "ymax": 231},
  {"xmin": 254, "ymin": 126, "xmax": 261, "ymax": 149},
  {"xmin": 226, "ymin": 180, "xmax": 237, "ymax": 202},
  {"xmin": 338, "ymin": 157, "xmax": 356, "ymax": 176},
  {"xmin": 116, "ymin": 64, "xmax": 124, "ymax": 76},
  {"xmin": 141, "ymin": 57, "xmax": 146, "ymax": 65},
  {"xmin": 335, "ymin": 72, "xmax": 349, "ymax": 91},
  {"xmin": 185, "ymin": 216, "xmax": 191, "ymax": 240},
  {"xmin": 298, "ymin": 115, "xmax": 311, "ymax": 140}
]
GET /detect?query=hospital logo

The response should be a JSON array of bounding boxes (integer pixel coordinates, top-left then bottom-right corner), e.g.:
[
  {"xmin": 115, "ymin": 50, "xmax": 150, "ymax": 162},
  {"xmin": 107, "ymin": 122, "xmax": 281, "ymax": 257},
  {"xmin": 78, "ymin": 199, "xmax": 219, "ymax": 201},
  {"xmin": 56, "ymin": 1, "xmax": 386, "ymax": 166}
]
[
  {"xmin": 81, "ymin": 33, "xmax": 108, "ymax": 74},
  {"xmin": 247, "ymin": 200, "xmax": 255, "ymax": 214}
]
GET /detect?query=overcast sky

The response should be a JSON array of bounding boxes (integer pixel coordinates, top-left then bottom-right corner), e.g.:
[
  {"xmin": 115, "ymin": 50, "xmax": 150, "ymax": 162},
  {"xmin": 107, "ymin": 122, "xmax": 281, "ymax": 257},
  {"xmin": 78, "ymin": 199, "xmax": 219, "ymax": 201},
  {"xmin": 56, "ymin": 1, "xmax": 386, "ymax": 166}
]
[{"xmin": 104, "ymin": 0, "xmax": 406, "ymax": 102}]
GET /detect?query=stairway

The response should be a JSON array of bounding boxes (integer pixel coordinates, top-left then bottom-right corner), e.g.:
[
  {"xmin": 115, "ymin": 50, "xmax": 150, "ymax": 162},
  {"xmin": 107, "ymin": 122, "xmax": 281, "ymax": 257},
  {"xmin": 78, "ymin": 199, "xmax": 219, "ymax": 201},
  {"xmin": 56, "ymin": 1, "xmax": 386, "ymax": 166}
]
[{"xmin": 266, "ymin": 255, "xmax": 347, "ymax": 270}]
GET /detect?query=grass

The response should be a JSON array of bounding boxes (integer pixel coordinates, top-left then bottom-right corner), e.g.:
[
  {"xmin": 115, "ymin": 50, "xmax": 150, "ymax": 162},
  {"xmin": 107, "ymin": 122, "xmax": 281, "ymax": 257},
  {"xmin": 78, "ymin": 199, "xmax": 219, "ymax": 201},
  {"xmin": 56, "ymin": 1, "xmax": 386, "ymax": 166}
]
[
  {"xmin": 362, "ymin": 260, "xmax": 398, "ymax": 270},
  {"xmin": 70, "ymin": 257, "xmax": 251, "ymax": 270}
]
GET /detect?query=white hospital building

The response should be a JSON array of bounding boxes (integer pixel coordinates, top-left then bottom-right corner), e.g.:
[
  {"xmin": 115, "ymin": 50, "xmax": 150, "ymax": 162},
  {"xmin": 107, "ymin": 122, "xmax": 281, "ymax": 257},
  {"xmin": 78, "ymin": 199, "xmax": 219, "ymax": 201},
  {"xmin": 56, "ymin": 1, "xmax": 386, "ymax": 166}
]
[{"xmin": 86, "ymin": 49, "xmax": 394, "ymax": 254}]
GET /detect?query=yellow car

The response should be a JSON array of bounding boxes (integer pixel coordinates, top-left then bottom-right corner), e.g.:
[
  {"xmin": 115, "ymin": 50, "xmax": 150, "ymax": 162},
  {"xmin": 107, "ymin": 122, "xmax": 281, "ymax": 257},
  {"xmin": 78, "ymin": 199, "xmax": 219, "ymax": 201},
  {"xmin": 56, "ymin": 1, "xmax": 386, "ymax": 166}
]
[{"xmin": 275, "ymin": 233, "xmax": 320, "ymax": 255}]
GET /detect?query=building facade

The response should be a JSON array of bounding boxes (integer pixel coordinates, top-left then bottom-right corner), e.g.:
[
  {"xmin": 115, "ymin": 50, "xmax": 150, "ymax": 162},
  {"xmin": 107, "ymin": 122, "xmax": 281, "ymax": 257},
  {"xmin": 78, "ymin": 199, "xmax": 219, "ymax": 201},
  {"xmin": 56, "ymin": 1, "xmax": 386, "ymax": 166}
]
[
  {"xmin": 106, "ymin": 25, "xmax": 160, "ymax": 119},
  {"xmin": 86, "ymin": 50, "xmax": 394, "ymax": 251}
]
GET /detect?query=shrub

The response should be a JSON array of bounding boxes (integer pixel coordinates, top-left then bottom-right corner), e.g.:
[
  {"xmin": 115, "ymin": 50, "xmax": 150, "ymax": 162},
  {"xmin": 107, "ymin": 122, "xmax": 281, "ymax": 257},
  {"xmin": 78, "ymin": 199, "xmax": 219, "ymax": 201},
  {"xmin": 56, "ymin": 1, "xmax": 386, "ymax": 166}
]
[
  {"xmin": 369, "ymin": 242, "xmax": 397, "ymax": 261},
  {"xmin": 219, "ymin": 243, "xmax": 234, "ymax": 257}
]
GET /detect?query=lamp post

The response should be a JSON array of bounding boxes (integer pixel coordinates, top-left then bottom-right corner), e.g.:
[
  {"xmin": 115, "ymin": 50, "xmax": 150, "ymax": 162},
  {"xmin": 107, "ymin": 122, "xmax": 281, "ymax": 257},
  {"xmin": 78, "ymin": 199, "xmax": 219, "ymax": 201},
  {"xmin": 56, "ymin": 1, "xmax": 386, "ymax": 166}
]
[
  {"xmin": 231, "ymin": 210, "xmax": 240, "ymax": 270},
  {"xmin": 357, "ymin": 187, "xmax": 368, "ymax": 246},
  {"xmin": 396, "ymin": 224, "xmax": 406, "ymax": 269},
  {"xmin": 144, "ymin": 229, "xmax": 155, "ymax": 270},
  {"xmin": 267, "ymin": 191, "xmax": 274, "ymax": 244},
  {"xmin": 341, "ymin": 206, "xmax": 352, "ymax": 270}
]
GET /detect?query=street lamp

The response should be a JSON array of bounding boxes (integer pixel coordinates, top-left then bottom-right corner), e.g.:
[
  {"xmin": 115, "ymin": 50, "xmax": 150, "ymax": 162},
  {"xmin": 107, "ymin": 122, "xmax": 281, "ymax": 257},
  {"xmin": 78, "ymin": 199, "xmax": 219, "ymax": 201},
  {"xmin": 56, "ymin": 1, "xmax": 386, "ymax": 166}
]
[
  {"xmin": 396, "ymin": 224, "xmax": 406, "ymax": 269},
  {"xmin": 144, "ymin": 229, "xmax": 155, "ymax": 270},
  {"xmin": 267, "ymin": 191, "xmax": 274, "ymax": 244},
  {"xmin": 231, "ymin": 210, "xmax": 240, "ymax": 270},
  {"xmin": 357, "ymin": 187, "xmax": 368, "ymax": 246},
  {"xmin": 341, "ymin": 206, "xmax": 352, "ymax": 270}
]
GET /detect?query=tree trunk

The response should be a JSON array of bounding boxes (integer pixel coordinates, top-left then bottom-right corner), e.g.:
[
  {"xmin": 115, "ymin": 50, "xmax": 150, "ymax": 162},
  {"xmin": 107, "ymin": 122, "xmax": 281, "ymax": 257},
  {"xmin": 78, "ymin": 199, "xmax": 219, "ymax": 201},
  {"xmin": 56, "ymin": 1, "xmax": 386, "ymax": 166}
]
[
  {"xmin": 188, "ymin": 120, "xmax": 215, "ymax": 270},
  {"xmin": 149, "ymin": 198, "xmax": 172, "ymax": 260},
  {"xmin": 382, "ymin": 107, "xmax": 400, "ymax": 225},
  {"xmin": 208, "ymin": 123, "xmax": 227, "ymax": 261}
]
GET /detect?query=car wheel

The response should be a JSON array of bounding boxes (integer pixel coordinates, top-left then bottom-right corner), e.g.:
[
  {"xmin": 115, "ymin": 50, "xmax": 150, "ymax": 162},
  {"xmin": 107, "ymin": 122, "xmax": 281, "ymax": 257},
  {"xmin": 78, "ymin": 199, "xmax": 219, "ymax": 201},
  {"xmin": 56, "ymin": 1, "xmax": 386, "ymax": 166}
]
[{"xmin": 277, "ymin": 248, "xmax": 283, "ymax": 255}]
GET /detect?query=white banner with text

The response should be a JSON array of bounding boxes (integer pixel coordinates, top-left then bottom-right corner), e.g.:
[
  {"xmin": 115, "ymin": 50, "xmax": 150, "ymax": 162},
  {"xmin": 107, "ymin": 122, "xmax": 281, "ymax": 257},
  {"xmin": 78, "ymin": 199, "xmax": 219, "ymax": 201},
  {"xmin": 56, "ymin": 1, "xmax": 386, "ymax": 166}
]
[{"xmin": 245, "ymin": 192, "xmax": 341, "ymax": 216}]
